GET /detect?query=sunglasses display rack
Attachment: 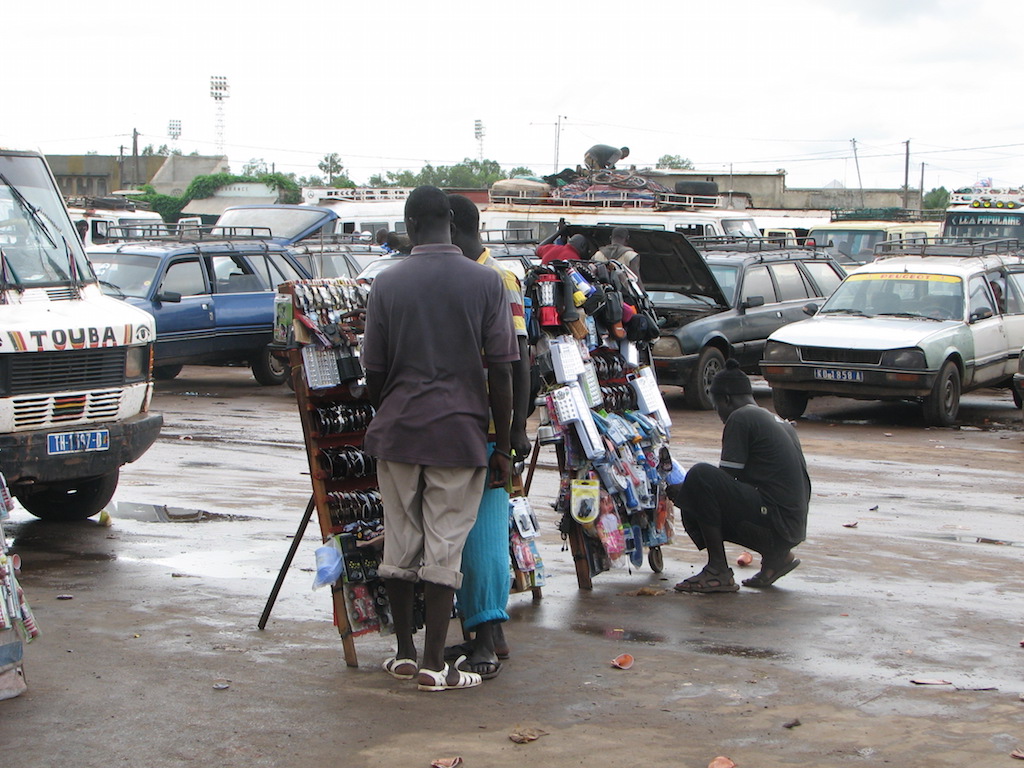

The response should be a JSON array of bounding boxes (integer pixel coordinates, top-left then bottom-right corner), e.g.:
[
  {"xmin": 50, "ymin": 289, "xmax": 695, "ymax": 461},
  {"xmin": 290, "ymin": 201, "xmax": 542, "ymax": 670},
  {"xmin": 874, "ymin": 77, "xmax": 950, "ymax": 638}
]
[
  {"xmin": 524, "ymin": 257, "xmax": 677, "ymax": 590},
  {"xmin": 279, "ymin": 278, "xmax": 392, "ymax": 668}
]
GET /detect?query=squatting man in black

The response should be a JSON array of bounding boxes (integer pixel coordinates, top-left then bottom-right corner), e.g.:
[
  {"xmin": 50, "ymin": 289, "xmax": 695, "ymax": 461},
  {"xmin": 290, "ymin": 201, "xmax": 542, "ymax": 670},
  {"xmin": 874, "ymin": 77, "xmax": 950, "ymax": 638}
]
[{"xmin": 667, "ymin": 359, "xmax": 810, "ymax": 593}]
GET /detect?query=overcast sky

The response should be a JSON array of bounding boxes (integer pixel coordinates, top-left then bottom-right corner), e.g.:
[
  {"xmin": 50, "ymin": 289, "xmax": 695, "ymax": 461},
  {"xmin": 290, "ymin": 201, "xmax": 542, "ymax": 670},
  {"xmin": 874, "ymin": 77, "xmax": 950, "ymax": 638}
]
[{"xmin": 6, "ymin": 0, "xmax": 1023, "ymax": 193}]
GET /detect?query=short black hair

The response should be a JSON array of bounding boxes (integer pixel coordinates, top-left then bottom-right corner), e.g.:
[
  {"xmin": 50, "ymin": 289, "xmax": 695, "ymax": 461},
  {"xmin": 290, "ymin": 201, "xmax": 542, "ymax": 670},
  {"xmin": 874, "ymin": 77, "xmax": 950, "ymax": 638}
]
[
  {"xmin": 447, "ymin": 193, "xmax": 480, "ymax": 234},
  {"xmin": 405, "ymin": 185, "xmax": 450, "ymax": 223}
]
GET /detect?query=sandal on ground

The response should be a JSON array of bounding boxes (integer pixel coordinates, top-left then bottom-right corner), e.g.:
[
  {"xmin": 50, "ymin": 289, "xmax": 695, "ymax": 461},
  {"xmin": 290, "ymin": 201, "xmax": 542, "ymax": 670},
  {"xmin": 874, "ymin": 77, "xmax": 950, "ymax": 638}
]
[
  {"xmin": 382, "ymin": 656, "xmax": 417, "ymax": 680},
  {"xmin": 742, "ymin": 558, "xmax": 800, "ymax": 588},
  {"xmin": 445, "ymin": 641, "xmax": 510, "ymax": 661},
  {"xmin": 456, "ymin": 657, "xmax": 502, "ymax": 680},
  {"xmin": 674, "ymin": 567, "xmax": 739, "ymax": 594},
  {"xmin": 417, "ymin": 657, "xmax": 482, "ymax": 691}
]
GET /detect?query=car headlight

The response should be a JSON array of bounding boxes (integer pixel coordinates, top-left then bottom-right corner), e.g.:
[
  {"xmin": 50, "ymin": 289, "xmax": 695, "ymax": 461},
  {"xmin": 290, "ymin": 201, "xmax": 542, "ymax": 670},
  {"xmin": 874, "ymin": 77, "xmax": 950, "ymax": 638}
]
[
  {"xmin": 763, "ymin": 341, "xmax": 799, "ymax": 362},
  {"xmin": 652, "ymin": 336, "xmax": 684, "ymax": 357},
  {"xmin": 880, "ymin": 348, "xmax": 926, "ymax": 369},
  {"xmin": 125, "ymin": 345, "xmax": 149, "ymax": 380}
]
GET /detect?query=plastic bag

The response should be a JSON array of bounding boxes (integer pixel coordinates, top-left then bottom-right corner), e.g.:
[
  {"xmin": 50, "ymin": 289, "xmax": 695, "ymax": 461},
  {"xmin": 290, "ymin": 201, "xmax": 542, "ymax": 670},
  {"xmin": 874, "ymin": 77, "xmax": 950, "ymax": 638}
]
[{"xmin": 312, "ymin": 540, "xmax": 343, "ymax": 590}]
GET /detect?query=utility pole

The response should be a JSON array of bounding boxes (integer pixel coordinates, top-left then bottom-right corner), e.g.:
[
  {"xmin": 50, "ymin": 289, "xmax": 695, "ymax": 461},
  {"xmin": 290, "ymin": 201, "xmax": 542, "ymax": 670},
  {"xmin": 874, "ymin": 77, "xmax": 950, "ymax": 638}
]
[
  {"xmin": 118, "ymin": 145, "xmax": 125, "ymax": 189},
  {"xmin": 903, "ymin": 139, "xmax": 911, "ymax": 210},
  {"xmin": 851, "ymin": 138, "xmax": 865, "ymax": 208},
  {"xmin": 132, "ymin": 128, "xmax": 140, "ymax": 190},
  {"xmin": 919, "ymin": 162, "xmax": 926, "ymax": 209},
  {"xmin": 554, "ymin": 115, "xmax": 565, "ymax": 172}
]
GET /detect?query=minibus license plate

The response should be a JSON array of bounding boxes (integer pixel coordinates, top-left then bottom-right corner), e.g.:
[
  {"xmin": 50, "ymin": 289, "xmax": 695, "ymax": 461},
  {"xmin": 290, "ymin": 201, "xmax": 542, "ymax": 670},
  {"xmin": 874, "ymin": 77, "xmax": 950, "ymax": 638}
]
[{"xmin": 47, "ymin": 429, "xmax": 110, "ymax": 455}]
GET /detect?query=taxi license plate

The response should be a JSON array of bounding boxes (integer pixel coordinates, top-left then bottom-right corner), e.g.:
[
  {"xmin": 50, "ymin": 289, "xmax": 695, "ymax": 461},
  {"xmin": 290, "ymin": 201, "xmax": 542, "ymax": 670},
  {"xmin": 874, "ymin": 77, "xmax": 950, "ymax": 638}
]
[
  {"xmin": 47, "ymin": 429, "xmax": 110, "ymax": 455},
  {"xmin": 814, "ymin": 368, "xmax": 864, "ymax": 382}
]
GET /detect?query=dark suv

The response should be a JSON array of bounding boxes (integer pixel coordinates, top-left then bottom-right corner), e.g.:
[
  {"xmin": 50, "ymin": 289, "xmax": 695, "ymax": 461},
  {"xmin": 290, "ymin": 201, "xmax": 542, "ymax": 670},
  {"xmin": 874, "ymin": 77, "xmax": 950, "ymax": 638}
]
[{"xmin": 631, "ymin": 233, "xmax": 845, "ymax": 408}]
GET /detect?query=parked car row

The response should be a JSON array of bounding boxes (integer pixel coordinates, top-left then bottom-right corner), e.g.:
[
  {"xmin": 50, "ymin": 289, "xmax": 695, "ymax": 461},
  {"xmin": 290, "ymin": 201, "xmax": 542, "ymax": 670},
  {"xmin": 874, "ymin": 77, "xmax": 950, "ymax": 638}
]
[{"xmin": 87, "ymin": 205, "xmax": 1024, "ymax": 428}]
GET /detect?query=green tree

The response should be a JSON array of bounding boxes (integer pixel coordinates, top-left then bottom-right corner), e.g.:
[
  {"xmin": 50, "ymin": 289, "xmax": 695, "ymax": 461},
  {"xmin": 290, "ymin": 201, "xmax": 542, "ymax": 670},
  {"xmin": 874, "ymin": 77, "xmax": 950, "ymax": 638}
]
[
  {"xmin": 509, "ymin": 166, "xmax": 535, "ymax": 178},
  {"xmin": 242, "ymin": 158, "xmax": 269, "ymax": 177},
  {"xmin": 923, "ymin": 186, "xmax": 950, "ymax": 210},
  {"xmin": 318, "ymin": 153, "xmax": 345, "ymax": 184},
  {"xmin": 141, "ymin": 144, "xmax": 156, "ymax": 156},
  {"xmin": 656, "ymin": 154, "xmax": 694, "ymax": 170},
  {"xmin": 136, "ymin": 170, "xmax": 303, "ymax": 221}
]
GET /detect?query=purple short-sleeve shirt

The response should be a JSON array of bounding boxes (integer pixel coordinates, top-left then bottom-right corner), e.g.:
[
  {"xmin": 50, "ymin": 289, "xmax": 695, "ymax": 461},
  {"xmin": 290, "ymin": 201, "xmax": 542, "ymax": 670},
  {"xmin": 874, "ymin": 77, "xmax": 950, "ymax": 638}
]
[{"xmin": 362, "ymin": 244, "xmax": 518, "ymax": 467}]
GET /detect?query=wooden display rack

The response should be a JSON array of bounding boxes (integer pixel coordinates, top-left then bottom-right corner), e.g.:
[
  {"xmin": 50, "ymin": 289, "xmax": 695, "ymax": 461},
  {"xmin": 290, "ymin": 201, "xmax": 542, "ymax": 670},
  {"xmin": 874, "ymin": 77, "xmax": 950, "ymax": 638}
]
[
  {"xmin": 269, "ymin": 278, "xmax": 543, "ymax": 664},
  {"xmin": 281, "ymin": 279, "xmax": 383, "ymax": 667}
]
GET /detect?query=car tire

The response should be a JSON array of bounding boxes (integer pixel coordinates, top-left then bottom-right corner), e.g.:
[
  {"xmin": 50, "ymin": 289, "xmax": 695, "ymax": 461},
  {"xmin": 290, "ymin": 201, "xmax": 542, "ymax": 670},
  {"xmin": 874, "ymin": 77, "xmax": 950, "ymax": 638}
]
[
  {"xmin": 153, "ymin": 364, "xmax": 183, "ymax": 381},
  {"xmin": 14, "ymin": 469, "xmax": 119, "ymax": 521},
  {"xmin": 922, "ymin": 360, "xmax": 960, "ymax": 427},
  {"xmin": 1011, "ymin": 386, "xmax": 1022, "ymax": 409},
  {"xmin": 772, "ymin": 388, "xmax": 809, "ymax": 420},
  {"xmin": 251, "ymin": 345, "xmax": 290, "ymax": 386},
  {"xmin": 674, "ymin": 180, "xmax": 719, "ymax": 197},
  {"xmin": 684, "ymin": 347, "xmax": 725, "ymax": 410}
]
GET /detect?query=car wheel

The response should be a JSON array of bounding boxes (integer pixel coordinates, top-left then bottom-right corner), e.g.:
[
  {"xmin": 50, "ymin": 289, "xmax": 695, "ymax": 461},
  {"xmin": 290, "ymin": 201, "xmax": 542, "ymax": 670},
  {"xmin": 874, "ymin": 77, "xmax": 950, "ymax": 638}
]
[
  {"xmin": 922, "ymin": 360, "xmax": 960, "ymax": 427},
  {"xmin": 153, "ymin": 363, "xmax": 183, "ymax": 380},
  {"xmin": 684, "ymin": 347, "xmax": 725, "ymax": 410},
  {"xmin": 772, "ymin": 388, "xmax": 808, "ymax": 420},
  {"xmin": 251, "ymin": 345, "xmax": 290, "ymax": 386},
  {"xmin": 14, "ymin": 469, "xmax": 119, "ymax": 521}
]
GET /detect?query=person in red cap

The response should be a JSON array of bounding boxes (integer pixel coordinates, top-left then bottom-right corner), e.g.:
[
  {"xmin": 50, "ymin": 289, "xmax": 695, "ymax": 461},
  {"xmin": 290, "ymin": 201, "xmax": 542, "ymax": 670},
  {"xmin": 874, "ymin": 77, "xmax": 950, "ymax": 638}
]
[{"xmin": 667, "ymin": 359, "xmax": 810, "ymax": 592}]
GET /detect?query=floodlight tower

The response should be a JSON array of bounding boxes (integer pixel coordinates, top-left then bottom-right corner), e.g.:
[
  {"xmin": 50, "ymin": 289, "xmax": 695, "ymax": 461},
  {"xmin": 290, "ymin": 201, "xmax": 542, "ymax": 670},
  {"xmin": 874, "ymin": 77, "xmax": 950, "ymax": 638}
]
[
  {"xmin": 168, "ymin": 119, "xmax": 181, "ymax": 152},
  {"xmin": 210, "ymin": 76, "xmax": 230, "ymax": 156},
  {"xmin": 474, "ymin": 119, "xmax": 485, "ymax": 162}
]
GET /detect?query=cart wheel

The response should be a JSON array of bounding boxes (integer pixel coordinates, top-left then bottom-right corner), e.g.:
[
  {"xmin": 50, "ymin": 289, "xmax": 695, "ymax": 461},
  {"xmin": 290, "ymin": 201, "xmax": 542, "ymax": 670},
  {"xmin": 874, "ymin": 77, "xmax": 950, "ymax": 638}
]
[{"xmin": 648, "ymin": 546, "xmax": 664, "ymax": 573}]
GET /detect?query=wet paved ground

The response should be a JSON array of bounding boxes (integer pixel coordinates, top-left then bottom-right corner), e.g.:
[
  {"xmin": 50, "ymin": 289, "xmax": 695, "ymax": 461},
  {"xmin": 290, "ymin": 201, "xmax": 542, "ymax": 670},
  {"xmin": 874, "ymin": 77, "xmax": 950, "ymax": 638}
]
[{"xmin": 1, "ymin": 366, "xmax": 1022, "ymax": 767}]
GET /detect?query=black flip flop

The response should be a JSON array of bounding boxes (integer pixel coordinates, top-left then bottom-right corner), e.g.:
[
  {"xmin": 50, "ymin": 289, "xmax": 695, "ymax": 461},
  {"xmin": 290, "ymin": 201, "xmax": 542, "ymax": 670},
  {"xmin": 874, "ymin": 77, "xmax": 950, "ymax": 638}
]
[
  {"xmin": 457, "ymin": 658, "xmax": 502, "ymax": 680},
  {"xmin": 444, "ymin": 641, "xmax": 510, "ymax": 661},
  {"xmin": 742, "ymin": 558, "xmax": 801, "ymax": 588}
]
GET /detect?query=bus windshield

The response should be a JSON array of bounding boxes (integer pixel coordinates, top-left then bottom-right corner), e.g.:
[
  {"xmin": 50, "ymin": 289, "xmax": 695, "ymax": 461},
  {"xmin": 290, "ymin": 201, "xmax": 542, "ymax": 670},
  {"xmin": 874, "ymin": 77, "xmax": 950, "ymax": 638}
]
[{"xmin": 0, "ymin": 154, "xmax": 96, "ymax": 287}]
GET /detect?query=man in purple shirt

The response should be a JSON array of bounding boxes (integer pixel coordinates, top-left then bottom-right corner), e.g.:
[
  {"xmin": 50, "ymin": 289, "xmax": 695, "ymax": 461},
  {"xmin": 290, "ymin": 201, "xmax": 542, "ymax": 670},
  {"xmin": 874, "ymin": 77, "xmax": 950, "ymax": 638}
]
[{"xmin": 363, "ymin": 185, "xmax": 517, "ymax": 691}]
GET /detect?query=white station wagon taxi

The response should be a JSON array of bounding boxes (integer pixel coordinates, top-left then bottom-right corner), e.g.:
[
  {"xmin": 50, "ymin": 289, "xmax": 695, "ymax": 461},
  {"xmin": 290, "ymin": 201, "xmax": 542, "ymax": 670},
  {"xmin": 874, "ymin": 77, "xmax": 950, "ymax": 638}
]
[{"xmin": 760, "ymin": 239, "xmax": 1024, "ymax": 425}]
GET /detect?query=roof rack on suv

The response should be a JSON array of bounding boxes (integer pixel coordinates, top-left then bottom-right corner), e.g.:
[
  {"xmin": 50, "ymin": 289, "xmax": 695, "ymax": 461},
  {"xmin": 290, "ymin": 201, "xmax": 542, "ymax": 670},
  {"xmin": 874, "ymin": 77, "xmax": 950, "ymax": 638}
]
[
  {"xmin": 480, "ymin": 228, "xmax": 539, "ymax": 245},
  {"xmin": 873, "ymin": 236, "xmax": 1024, "ymax": 259},
  {"xmin": 690, "ymin": 235, "xmax": 818, "ymax": 253},
  {"xmin": 107, "ymin": 224, "xmax": 275, "ymax": 243},
  {"xmin": 65, "ymin": 195, "xmax": 149, "ymax": 212},
  {"xmin": 831, "ymin": 208, "xmax": 945, "ymax": 222}
]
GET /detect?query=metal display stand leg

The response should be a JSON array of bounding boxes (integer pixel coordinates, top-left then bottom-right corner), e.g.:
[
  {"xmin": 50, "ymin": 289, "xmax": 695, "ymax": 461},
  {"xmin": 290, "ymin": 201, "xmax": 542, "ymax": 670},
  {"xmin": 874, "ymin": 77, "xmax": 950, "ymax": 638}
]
[{"xmin": 258, "ymin": 494, "xmax": 316, "ymax": 630}]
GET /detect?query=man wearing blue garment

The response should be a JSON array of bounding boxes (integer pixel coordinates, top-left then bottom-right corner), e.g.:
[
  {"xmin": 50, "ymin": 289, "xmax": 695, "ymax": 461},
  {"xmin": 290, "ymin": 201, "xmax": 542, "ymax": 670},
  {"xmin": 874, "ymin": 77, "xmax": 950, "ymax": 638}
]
[{"xmin": 443, "ymin": 193, "xmax": 532, "ymax": 680}]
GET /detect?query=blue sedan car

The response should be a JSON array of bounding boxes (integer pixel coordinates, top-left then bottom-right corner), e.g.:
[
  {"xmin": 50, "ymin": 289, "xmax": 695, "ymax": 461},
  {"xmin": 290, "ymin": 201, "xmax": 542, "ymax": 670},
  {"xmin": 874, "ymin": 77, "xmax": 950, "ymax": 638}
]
[{"xmin": 89, "ymin": 238, "xmax": 308, "ymax": 384}]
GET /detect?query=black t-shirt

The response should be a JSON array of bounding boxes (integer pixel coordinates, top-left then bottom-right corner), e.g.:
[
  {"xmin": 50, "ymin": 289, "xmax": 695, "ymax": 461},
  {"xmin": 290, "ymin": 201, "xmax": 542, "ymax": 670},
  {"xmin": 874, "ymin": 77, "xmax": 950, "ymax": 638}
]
[{"xmin": 720, "ymin": 405, "xmax": 810, "ymax": 543}]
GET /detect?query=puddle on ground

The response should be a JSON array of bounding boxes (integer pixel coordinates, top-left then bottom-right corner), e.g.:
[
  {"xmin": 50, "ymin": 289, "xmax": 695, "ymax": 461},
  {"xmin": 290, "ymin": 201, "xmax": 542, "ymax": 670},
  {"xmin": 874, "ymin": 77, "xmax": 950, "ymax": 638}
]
[
  {"xmin": 106, "ymin": 502, "xmax": 251, "ymax": 523},
  {"xmin": 913, "ymin": 532, "xmax": 1021, "ymax": 548},
  {"xmin": 570, "ymin": 622, "xmax": 667, "ymax": 644},
  {"xmin": 687, "ymin": 641, "xmax": 785, "ymax": 660}
]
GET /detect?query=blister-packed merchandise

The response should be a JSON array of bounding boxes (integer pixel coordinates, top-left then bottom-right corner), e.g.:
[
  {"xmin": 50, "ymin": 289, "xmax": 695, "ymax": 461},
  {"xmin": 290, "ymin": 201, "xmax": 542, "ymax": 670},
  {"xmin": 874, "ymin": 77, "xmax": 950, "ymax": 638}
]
[{"xmin": 524, "ymin": 251, "xmax": 676, "ymax": 588}]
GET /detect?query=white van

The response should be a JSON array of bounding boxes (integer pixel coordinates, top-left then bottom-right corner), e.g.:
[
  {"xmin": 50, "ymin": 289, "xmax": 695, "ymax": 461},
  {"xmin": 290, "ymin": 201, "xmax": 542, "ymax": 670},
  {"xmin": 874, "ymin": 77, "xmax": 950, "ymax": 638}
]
[
  {"xmin": 807, "ymin": 218, "xmax": 942, "ymax": 265},
  {"xmin": 66, "ymin": 196, "xmax": 168, "ymax": 246}
]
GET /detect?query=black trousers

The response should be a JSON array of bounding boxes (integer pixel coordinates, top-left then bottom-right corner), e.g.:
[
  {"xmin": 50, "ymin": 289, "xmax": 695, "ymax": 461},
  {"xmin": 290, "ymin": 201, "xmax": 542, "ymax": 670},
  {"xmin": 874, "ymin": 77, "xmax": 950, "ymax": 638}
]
[{"xmin": 668, "ymin": 462, "xmax": 794, "ymax": 557}]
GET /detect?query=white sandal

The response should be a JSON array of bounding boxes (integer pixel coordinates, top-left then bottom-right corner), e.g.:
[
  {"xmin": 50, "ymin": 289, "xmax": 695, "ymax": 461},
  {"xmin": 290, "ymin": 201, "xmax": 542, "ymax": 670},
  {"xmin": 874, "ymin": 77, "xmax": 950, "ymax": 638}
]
[
  {"xmin": 417, "ymin": 657, "xmax": 482, "ymax": 691},
  {"xmin": 382, "ymin": 656, "xmax": 417, "ymax": 680}
]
